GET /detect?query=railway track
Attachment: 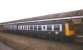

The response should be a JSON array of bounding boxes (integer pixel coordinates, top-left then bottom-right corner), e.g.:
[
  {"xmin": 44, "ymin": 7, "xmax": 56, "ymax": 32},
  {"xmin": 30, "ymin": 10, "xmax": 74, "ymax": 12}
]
[{"xmin": 0, "ymin": 32, "xmax": 83, "ymax": 50}]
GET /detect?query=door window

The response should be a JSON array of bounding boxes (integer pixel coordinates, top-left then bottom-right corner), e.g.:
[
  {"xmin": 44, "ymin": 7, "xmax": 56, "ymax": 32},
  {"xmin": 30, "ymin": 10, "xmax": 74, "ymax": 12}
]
[{"xmin": 41, "ymin": 25, "xmax": 47, "ymax": 31}]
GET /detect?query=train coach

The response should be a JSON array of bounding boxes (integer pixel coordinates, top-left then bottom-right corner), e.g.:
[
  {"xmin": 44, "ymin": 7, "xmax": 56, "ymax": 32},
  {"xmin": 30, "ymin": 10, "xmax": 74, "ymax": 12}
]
[{"xmin": 2, "ymin": 16, "xmax": 83, "ymax": 42}]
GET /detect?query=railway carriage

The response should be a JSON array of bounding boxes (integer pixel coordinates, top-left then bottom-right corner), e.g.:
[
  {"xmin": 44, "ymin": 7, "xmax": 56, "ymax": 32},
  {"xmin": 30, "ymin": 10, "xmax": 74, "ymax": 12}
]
[{"xmin": 3, "ymin": 16, "xmax": 83, "ymax": 42}]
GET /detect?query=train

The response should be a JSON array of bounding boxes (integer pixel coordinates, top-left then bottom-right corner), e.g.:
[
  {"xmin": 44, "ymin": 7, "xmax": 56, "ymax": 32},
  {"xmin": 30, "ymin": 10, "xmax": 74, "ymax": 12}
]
[{"xmin": 2, "ymin": 16, "xmax": 83, "ymax": 42}]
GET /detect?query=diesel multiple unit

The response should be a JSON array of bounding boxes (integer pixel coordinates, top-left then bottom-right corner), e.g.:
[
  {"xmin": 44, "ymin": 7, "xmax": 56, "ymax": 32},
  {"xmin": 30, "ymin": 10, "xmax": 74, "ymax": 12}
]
[{"xmin": 2, "ymin": 16, "xmax": 83, "ymax": 42}]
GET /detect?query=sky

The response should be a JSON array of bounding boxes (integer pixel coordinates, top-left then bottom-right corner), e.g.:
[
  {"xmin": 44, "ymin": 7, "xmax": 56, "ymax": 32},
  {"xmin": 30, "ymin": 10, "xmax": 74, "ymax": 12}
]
[{"xmin": 0, "ymin": 0, "xmax": 83, "ymax": 23}]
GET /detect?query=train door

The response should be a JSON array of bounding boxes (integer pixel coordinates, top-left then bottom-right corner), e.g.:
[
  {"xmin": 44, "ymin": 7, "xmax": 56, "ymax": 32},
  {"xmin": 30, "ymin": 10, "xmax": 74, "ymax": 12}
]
[{"xmin": 48, "ymin": 24, "xmax": 63, "ymax": 41}]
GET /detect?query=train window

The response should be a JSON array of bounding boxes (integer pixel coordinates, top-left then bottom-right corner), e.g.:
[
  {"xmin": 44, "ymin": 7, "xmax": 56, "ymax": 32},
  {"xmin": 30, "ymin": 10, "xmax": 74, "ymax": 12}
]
[
  {"xmin": 54, "ymin": 24, "xmax": 62, "ymax": 32},
  {"xmin": 41, "ymin": 25, "xmax": 47, "ymax": 31},
  {"xmin": 38, "ymin": 25, "xmax": 42, "ymax": 31},
  {"xmin": 54, "ymin": 24, "xmax": 59, "ymax": 31},
  {"xmin": 29, "ymin": 25, "xmax": 31, "ymax": 30},
  {"xmin": 34, "ymin": 25, "xmax": 37, "ymax": 31},
  {"xmin": 22, "ymin": 25, "xmax": 26, "ymax": 30},
  {"xmin": 59, "ymin": 24, "xmax": 62, "ymax": 32},
  {"xmin": 18, "ymin": 25, "xmax": 23, "ymax": 30},
  {"xmin": 47, "ymin": 25, "xmax": 52, "ymax": 31},
  {"xmin": 52, "ymin": 25, "xmax": 54, "ymax": 31},
  {"xmin": 32, "ymin": 25, "xmax": 34, "ymax": 30},
  {"xmin": 34, "ymin": 25, "xmax": 38, "ymax": 31},
  {"xmin": 30, "ymin": 25, "xmax": 33, "ymax": 30},
  {"xmin": 17, "ymin": 25, "xmax": 19, "ymax": 30},
  {"xmin": 23, "ymin": 25, "xmax": 26, "ymax": 30},
  {"xmin": 24, "ymin": 25, "xmax": 26, "ymax": 30},
  {"xmin": 25, "ymin": 25, "xmax": 27, "ymax": 30},
  {"xmin": 28, "ymin": 25, "xmax": 30, "ymax": 30},
  {"xmin": 17, "ymin": 25, "xmax": 20, "ymax": 30},
  {"xmin": 36, "ymin": 25, "xmax": 39, "ymax": 31},
  {"xmin": 26, "ymin": 25, "xmax": 29, "ymax": 30},
  {"xmin": 21, "ymin": 25, "xmax": 23, "ymax": 30},
  {"xmin": 22, "ymin": 25, "xmax": 24, "ymax": 30},
  {"xmin": 28, "ymin": 25, "xmax": 32, "ymax": 30}
]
